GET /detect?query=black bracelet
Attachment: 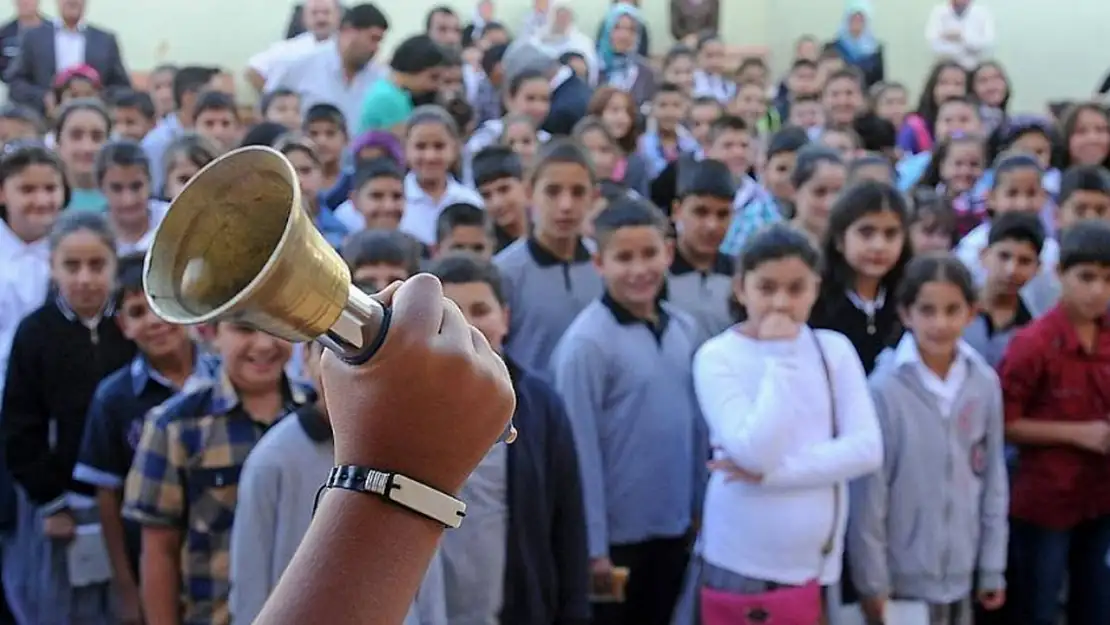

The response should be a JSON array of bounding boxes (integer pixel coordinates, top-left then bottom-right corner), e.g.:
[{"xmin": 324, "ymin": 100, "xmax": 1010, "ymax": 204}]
[{"xmin": 313, "ymin": 465, "xmax": 467, "ymax": 529}]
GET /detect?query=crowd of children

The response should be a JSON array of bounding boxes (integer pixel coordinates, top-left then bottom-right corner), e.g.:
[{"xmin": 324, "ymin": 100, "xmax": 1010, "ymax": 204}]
[{"xmin": 1, "ymin": 0, "xmax": 1109, "ymax": 624}]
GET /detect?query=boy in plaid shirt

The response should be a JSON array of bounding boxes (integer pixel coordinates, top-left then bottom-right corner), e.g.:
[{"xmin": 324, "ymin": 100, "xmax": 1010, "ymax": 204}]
[{"xmin": 123, "ymin": 322, "xmax": 305, "ymax": 625}]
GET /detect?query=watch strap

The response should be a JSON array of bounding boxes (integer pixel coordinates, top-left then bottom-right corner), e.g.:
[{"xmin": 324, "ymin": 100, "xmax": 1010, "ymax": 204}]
[{"xmin": 316, "ymin": 465, "xmax": 467, "ymax": 529}]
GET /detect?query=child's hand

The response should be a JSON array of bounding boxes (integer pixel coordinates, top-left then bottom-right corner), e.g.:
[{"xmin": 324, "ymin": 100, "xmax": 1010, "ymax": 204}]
[
  {"xmin": 860, "ymin": 595, "xmax": 886, "ymax": 622},
  {"xmin": 756, "ymin": 312, "xmax": 801, "ymax": 341},
  {"xmin": 978, "ymin": 588, "xmax": 1005, "ymax": 611},
  {"xmin": 707, "ymin": 457, "xmax": 764, "ymax": 484},
  {"xmin": 1072, "ymin": 421, "xmax": 1110, "ymax": 454}
]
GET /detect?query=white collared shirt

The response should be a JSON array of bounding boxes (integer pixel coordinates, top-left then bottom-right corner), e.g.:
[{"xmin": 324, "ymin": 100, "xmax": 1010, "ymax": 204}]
[
  {"xmin": 264, "ymin": 42, "xmax": 385, "ymax": 136},
  {"xmin": 53, "ymin": 19, "xmax": 86, "ymax": 72},
  {"xmin": 248, "ymin": 31, "xmax": 334, "ymax": 81},
  {"xmin": 692, "ymin": 70, "xmax": 736, "ymax": 104},
  {"xmin": 924, "ymin": 2, "xmax": 995, "ymax": 70},
  {"xmin": 892, "ymin": 332, "xmax": 972, "ymax": 418},
  {"xmin": 0, "ymin": 221, "xmax": 51, "ymax": 399},
  {"xmin": 398, "ymin": 172, "xmax": 484, "ymax": 245},
  {"xmin": 115, "ymin": 200, "xmax": 169, "ymax": 256}
]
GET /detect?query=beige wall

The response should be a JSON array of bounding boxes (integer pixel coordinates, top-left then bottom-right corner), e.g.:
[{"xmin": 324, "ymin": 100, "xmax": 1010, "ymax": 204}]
[{"xmin": 0, "ymin": 0, "xmax": 1101, "ymax": 111}]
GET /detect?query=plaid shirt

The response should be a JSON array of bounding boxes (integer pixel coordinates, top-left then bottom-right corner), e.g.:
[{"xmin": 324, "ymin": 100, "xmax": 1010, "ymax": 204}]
[
  {"xmin": 122, "ymin": 374, "xmax": 307, "ymax": 625},
  {"xmin": 719, "ymin": 185, "xmax": 785, "ymax": 257},
  {"xmin": 472, "ymin": 76, "xmax": 502, "ymax": 126}
]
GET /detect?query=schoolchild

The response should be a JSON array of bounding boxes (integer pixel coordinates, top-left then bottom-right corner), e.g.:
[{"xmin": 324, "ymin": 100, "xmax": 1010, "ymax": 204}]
[
  {"xmin": 691, "ymin": 223, "xmax": 881, "ymax": 625},
  {"xmin": 962, "ymin": 212, "xmax": 1043, "ymax": 367},
  {"xmin": 399, "ymin": 105, "xmax": 484, "ymax": 246},
  {"xmin": 435, "ymin": 202, "xmax": 495, "ymax": 260},
  {"xmin": 809, "ymin": 180, "xmax": 912, "ymax": 374},
  {"xmin": 96, "ymin": 140, "xmax": 169, "ymax": 254},
  {"xmin": 334, "ymin": 157, "xmax": 406, "ymax": 233},
  {"xmin": 341, "ymin": 228, "xmax": 422, "ymax": 293},
  {"xmin": 849, "ymin": 254, "xmax": 1008, "ymax": 625},
  {"xmin": 1, "ymin": 211, "xmax": 136, "ymax": 624},
  {"xmin": 494, "ymin": 139, "xmax": 603, "ymax": 373},
  {"xmin": 955, "ymin": 153, "xmax": 1059, "ymax": 315},
  {"xmin": 786, "ymin": 145, "xmax": 848, "ymax": 246},
  {"xmin": 73, "ymin": 254, "xmax": 218, "ymax": 623},
  {"xmin": 999, "ymin": 220, "xmax": 1110, "ymax": 625},
  {"xmin": 667, "ymin": 158, "xmax": 736, "ymax": 342},
  {"xmin": 472, "ymin": 145, "xmax": 531, "ymax": 252},
  {"xmin": 56, "ymin": 98, "xmax": 112, "ymax": 212},
  {"xmin": 430, "ymin": 252, "xmax": 590, "ymax": 625},
  {"xmin": 552, "ymin": 199, "xmax": 704, "ymax": 625}
]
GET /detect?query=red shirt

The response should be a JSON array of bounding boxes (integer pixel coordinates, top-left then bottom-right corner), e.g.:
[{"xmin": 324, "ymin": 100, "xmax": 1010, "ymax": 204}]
[{"xmin": 999, "ymin": 305, "xmax": 1110, "ymax": 529}]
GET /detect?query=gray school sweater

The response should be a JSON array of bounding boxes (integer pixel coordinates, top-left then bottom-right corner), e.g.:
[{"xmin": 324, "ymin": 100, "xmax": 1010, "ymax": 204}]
[
  {"xmin": 847, "ymin": 342, "xmax": 1009, "ymax": 604},
  {"xmin": 494, "ymin": 238, "xmax": 603, "ymax": 374},
  {"xmin": 961, "ymin": 299, "xmax": 1033, "ymax": 368},
  {"xmin": 666, "ymin": 251, "xmax": 735, "ymax": 345},
  {"xmin": 230, "ymin": 408, "xmax": 447, "ymax": 625},
  {"xmin": 551, "ymin": 295, "xmax": 705, "ymax": 558}
]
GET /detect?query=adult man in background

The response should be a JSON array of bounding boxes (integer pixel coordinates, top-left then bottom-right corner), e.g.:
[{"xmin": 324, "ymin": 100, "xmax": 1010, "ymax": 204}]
[
  {"xmin": 265, "ymin": 3, "xmax": 388, "ymax": 136},
  {"xmin": 6, "ymin": 0, "xmax": 131, "ymax": 114},
  {"xmin": 245, "ymin": 0, "xmax": 343, "ymax": 92},
  {"xmin": 925, "ymin": 0, "xmax": 995, "ymax": 70}
]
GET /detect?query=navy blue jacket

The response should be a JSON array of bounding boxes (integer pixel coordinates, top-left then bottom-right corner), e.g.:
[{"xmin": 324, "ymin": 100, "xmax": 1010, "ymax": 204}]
[
  {"xmin": 544, "ymin": 75, "xmax": 592, "ymax": 138},
  {"xmin": 503, "ymin": 358, "xmax": 590, "ymax": 625}
]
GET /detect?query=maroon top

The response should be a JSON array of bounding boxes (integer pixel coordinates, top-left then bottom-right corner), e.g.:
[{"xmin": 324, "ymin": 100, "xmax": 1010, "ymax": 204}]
[{"xmin": 999, "ymin": 305, "xmax": 1110, "ymax": 529}]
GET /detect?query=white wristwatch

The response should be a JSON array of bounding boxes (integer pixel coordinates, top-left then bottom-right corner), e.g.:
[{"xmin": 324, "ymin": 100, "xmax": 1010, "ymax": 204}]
[{"xmin": 318, "ymin": 465, "xmax": 467, "ymax": 529}]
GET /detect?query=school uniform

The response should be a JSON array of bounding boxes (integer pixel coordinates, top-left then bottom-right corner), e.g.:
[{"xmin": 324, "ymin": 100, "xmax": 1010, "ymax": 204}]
[
  {"xmin": 398, "ymin": 172, "xmax": 485, "ymax": 246},
  {"xmin": 231, "ymin": 405, "xmax": 447, "ymax": 625},
  {"xmin": 551, "ymin": 294, "xmax": 705, "ymax": 625},
  {"xmin": 494, "ymin": 238, "xmax": 603, "ymax": 375},
  {"xmin": 692, "ymin": 70, "xmax": 736, "ymax": 104},
  {"xmin": 810, "ymin": 288, "xmax": 900, "ymax": 375},
  {"xmin": 123, "ymin": 374, "xmax": 308, "ymax": 625},
  {"xmin": 665, "ymin": 249, "xmax": 734, "ymax": 345},
  {"xmin": 962, "ymin": 298, "xmax": 1033, "ymax": 368},
  {"xmin": 637, "ymin": 128, "xmax": 700, "ymax": 181},
  {"xmin": 956, "ymin": 223, "xmax": 1061, "ymax": 316},
  {"xmin": 997, "ymin": 306, "xmax": 1110, "ymax": 625},
  {"xmin": 544, "ymin": 66, "xmax": 592, "ymax": 137},
  {"xmin": 0, "ymin": 295, "xmax": 135, "ymax": 625},
  {"xmin": 440, "ymin": 356, "xmax": 590, "ymax": 625},
  {"xmin": 692, "ymin": 327, "xmax": 881, "ymax": 609},
  {"xmin": 601, "ymin": 57, "xmax": 658, "ymax": 108},
  {"xmin": 0, "ymin": 219, "xmax": 50, "ymax": 400},
  {"xmin": 848, "ymin": 334, "xmax": 1008, "ymax": 625},
  {"xmin": 72, "ymin": 349, "xmax": 220, "ymax": 578}
]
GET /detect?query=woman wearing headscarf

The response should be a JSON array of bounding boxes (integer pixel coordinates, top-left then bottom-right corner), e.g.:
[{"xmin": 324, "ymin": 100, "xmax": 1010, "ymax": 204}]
[
  {"xmin": 596, "ymin": 0, "xmax": 650, "ymax": 57},
  {"xmin": 598, "ymin": 3, "xmax": 657, "ymax": 107},
  {"xmin": 530, "ymin": 2, "xmax": 599, "ymax": 86},
  {"xmin": 831, "ymin": 0, "xmax": 885, "ymax": 88}
]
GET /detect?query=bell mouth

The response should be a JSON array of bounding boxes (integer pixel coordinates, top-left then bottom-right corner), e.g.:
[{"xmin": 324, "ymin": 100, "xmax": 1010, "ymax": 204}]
[{"xmin": 143, "ymin": 146, "xmax": 300, "ymax": 325}]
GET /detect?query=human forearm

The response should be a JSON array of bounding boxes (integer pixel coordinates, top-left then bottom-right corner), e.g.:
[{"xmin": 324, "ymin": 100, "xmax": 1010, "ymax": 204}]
[
  {"xmin": 141, "ymin": 532, "xmax": 183, "ymax": 625},
  {"xmin": 97, "ymin": 490, "xmax": 138, "ymax": 590},
  {"xmin": 1006, "ymin": 419, "xmax": 1089, "ymax": 448},
  {"xmin": 254, "ymin": 489, "xmax": 443, "ymax": 625}
]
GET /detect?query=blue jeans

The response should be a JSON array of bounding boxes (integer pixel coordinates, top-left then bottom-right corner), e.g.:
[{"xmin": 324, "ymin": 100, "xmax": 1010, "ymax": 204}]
[{"xmin": 1007, "ymin": 516, "xmax": 1110, "ymax": 625}]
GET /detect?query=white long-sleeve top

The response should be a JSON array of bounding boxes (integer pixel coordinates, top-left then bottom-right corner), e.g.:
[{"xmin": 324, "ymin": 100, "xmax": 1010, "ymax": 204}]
[
  {"xmin": 924, "ymin": 2, "xmax": 995, "ymax": 70},
  {"xmin": 693, "ymin": 326, "xmax": 882, "ymax": 585}
]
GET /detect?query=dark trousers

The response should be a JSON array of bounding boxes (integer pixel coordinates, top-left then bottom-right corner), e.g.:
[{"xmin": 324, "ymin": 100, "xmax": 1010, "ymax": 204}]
[
  {"xmin": 593, "ymin": 535, "xmax": 690, "ymax": 625},
  {"xmin": 1006, "ymin": 515, "xmax": 1110, "ymax": 625}
]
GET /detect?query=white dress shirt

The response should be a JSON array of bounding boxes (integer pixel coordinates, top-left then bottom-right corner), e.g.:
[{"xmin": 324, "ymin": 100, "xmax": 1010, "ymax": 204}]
[
  {"xmin": 924, "ymin": 2, "xmax": 995, "ymax": 70},
  {"xmin": 264, "ymin": 42, "xmax": 385, "ymax": 136},
  {"xmin": 398, "ymin": 172, "xmax": 485, "ymax": 245},
  {"xmin": 53, "ymin": 19, "xmax": 87, "ymax": 73},
  {"xmin": 891, "ymin": 332, "xmax": 973, "ymax": 418},
  {"xmin": 115, "ymin": 200, "xmax": 169, "ymax": 256},
  {"xmin": 248, "ymin": 31, "xmax": 333, "ymax": 81},
  {"xmin": 0, "ymin": 221, "xmax": 51, "ymax": 398}
]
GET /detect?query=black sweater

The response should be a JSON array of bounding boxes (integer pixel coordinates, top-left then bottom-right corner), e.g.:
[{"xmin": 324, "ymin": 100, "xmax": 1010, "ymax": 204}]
[
  {"xmin": 809, "ymin": 290, "xmax": 901, "ymax": 375},
  {"xmin": 1, "ymin": 299, "xmax": 135, "ymax": 507}
]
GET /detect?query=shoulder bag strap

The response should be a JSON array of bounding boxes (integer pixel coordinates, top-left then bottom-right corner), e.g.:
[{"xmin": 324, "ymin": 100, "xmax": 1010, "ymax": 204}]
[{"xmin": 812, "ymin": 330, "xmax": 840, "ymax": 575}]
